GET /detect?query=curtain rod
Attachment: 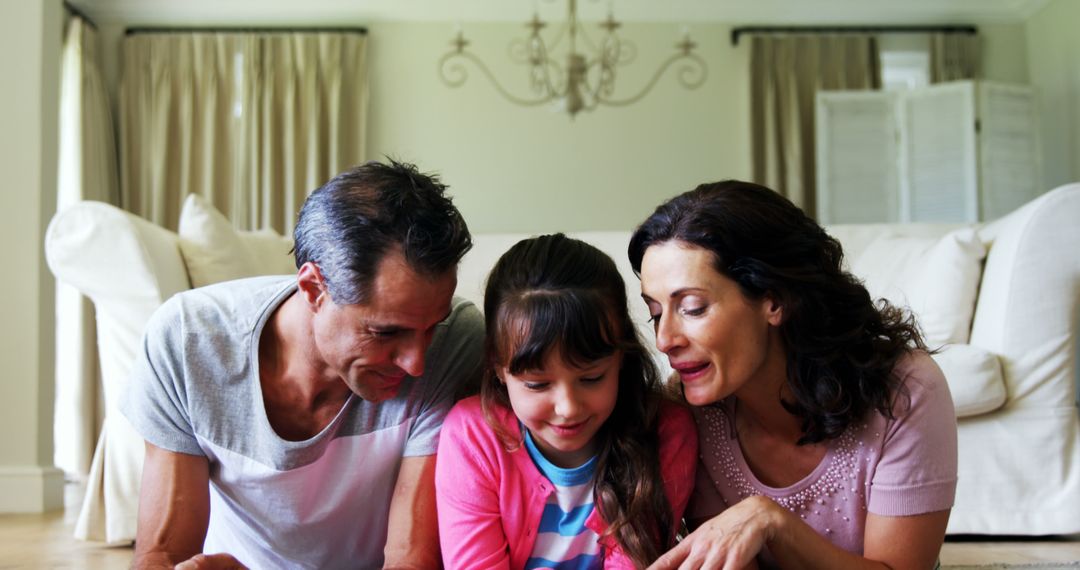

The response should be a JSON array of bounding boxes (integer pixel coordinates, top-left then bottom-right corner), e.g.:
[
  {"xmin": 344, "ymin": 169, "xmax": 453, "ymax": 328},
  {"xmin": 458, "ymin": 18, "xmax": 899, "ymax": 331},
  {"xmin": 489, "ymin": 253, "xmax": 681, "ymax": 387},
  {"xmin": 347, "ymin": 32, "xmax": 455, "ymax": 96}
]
[
  {"xmin": 731, "ymin": 25, "xmax": 977, "ymax": 46},
  {"xmin": 63, "ymin": 1, "xmax": 98, "ymax": 30},
  {"xmin": 126, "ymin": 26, "xmax": 368, "ymax": 36}
]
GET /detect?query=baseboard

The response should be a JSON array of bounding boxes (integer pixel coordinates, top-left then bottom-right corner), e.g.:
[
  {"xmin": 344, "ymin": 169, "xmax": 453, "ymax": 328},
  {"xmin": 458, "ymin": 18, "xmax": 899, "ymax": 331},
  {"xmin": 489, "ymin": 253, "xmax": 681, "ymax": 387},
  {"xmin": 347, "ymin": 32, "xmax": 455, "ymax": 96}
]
[{"xmin": 0, "ymin": 465, "xmax": 64, "ymax": 513}]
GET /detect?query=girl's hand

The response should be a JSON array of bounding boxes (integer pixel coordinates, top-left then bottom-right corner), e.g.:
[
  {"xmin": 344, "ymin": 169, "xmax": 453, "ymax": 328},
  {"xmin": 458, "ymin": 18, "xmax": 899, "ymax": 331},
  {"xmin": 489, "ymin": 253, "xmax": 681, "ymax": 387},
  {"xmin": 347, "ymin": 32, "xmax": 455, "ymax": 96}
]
[{"xmin": 648, "ymin": 495, "xmax": 779, "ymax": 570}]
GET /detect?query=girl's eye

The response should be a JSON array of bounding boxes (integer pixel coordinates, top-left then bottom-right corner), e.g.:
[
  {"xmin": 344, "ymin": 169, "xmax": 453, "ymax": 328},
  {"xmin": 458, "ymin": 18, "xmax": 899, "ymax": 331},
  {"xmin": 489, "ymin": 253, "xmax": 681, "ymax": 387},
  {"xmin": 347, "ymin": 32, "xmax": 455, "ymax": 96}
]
[
  {"xmin": 523, "ymin": 382, "xmax": 548, "ymax": 391},
  {"xmin": 581, "ymin": 375, "xmax": 604, "ymax": 384}
]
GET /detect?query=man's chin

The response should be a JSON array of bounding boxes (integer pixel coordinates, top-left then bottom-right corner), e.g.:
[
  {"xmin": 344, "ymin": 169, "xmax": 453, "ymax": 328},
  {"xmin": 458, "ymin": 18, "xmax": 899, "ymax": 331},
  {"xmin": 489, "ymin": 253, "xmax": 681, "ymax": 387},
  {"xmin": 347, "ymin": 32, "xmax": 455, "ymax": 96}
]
[{"xmin": 350, "ymin": 381, "xmax": 404, "ymax": 402}]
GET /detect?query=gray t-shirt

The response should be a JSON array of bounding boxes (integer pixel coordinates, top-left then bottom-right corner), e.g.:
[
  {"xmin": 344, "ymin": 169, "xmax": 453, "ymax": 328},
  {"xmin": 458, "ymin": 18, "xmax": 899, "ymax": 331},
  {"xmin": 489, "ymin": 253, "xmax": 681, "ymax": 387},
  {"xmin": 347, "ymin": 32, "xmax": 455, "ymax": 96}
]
[{"xmin": 121, "ymin": 276, "xmax": 485, "ymax": 569}]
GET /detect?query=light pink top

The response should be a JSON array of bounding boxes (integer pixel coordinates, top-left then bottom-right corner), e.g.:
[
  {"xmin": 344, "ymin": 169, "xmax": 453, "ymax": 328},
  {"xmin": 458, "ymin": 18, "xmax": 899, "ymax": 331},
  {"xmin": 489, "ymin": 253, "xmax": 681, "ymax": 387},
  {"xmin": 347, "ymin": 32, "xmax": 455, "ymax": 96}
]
[
  {"xmin": 686, "ymin": 351, "xmax": 958, "ymax": 562},
  {"xmin": 436, "ymin": 395, "xmax": 699, "ymax": 569}
]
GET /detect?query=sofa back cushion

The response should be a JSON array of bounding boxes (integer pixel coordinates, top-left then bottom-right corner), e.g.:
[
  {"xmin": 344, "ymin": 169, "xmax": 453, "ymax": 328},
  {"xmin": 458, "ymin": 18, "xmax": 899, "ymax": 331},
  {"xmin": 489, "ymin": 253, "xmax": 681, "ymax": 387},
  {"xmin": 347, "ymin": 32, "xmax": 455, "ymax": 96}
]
[
  {"xmin": 849, "ymin": 228, "xmax": 986, "ymax": 347},
  {"xmin": 177, "ymin": 194, "xmax": 296, "ymax": 287}
]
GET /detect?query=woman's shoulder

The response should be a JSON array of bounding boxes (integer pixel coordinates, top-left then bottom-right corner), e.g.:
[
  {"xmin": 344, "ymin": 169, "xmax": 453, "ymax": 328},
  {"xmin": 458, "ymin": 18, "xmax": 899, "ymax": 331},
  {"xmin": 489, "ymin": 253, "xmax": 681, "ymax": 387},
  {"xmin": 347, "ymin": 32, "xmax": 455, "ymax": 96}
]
[{"xmin": 893, "ymin": 350, "xmax": 950, "ymax": 396}]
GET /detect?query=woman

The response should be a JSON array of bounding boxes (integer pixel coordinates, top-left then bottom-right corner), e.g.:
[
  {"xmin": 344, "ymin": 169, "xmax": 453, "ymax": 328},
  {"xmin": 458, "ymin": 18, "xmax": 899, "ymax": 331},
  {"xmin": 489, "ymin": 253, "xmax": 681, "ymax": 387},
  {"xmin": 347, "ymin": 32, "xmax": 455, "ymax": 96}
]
[{"xmin": 627, "ymin": 181, "xmax": 957, "ymax": 570}]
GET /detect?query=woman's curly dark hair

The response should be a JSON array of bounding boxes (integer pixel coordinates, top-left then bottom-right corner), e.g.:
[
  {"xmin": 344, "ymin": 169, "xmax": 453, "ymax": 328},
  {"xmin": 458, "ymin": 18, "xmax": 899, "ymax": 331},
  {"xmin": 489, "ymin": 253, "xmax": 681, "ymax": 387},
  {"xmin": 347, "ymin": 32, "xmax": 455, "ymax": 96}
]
[{"xmin": 628, "ymin": 180, "xmax": 925, "ymax": 445}]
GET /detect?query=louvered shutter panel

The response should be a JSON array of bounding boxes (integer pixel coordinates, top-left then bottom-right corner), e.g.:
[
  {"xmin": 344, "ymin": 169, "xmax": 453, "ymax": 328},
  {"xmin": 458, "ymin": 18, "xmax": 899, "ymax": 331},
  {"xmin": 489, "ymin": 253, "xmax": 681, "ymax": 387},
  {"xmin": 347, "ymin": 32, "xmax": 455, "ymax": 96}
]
[
  {"xmin": 816, "ymin": 91, "xmax": 901, "ymax": 223},
  {"xmin": 900, "ymin": 81, "xmax": 979, "ymax": 222},
  {"xmin": 977, "ymin": 82, "xmax": 1042, "ymax": 220}
]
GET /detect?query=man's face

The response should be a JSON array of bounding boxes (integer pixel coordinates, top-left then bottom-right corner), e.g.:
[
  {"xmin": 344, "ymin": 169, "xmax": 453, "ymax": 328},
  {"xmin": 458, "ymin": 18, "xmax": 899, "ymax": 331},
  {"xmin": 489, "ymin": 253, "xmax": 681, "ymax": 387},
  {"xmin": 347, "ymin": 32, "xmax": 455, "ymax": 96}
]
[{"xmin": 310, "ymin": 250, "xmax": 457, "ymax": 402}]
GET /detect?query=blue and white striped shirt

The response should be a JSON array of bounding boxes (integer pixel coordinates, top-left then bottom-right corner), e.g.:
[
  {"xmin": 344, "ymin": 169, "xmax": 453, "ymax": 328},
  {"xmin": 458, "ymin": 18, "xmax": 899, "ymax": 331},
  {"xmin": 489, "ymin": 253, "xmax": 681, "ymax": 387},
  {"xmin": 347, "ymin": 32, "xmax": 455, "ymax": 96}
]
[{"xmin": 522, "ymin": 430, "xmax": 604, "ymax": 570}]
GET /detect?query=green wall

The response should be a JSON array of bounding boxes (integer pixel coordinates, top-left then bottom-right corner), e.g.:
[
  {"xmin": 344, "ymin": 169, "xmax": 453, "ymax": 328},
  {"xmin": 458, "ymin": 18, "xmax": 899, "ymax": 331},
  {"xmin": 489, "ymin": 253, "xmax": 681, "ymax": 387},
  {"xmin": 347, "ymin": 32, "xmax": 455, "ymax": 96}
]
[
  {"xmin": 980, "ymin": 23, "xmax": 1029, "ymax": 84},
  {"xmin": 365, "ymin": 22, "xmax": 751, "ymax": 233},
  {"xmin": 1025, "ymin": 0, "xmax": 1080, "ymax": 188},
  {"xmin": 0, "ymin": 0, "xmax": 63, "ymax": 513}
]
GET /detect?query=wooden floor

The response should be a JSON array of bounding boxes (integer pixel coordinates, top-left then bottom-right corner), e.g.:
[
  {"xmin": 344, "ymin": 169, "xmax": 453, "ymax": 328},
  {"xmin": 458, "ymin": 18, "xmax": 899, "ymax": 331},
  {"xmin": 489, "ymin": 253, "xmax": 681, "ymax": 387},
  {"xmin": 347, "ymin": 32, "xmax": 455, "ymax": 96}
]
[{"xmin": 1, "ymin": 483, "xmax": 1078, "ymax": 569}]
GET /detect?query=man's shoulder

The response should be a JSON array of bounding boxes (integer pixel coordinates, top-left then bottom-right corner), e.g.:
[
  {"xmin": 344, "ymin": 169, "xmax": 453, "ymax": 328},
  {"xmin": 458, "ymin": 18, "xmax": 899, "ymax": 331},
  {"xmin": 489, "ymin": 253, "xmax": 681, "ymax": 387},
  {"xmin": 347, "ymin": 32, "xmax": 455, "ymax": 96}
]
[
  {"xmin": 178, "ymin": 275, "xmax": 295, "ymax": 309},
  {"xmin": 154, "ymin": 275, "xmax": 294, "ymax": 330},
  {"xmin": 443, "ymin": 296, "xmax": 484, "ymax": 332},
  {"xmin": 423, "ymin": 296, "xmax": 485, "ymax": 373}
]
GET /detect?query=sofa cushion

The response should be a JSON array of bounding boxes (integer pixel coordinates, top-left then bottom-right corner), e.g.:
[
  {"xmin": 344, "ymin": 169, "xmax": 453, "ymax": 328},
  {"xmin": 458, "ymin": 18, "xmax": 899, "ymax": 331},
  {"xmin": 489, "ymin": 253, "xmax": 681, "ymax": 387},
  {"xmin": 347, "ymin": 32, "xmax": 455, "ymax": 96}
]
[
  {"xmin": 177, "ymin": 194, "xmax": 296, "ymax": 287},
  {"xmin": 850, "ymin": 228, "xmax": 986, "ymax": 347},
  {"xmin": 930, "ymin": 344, "xmax": 1006, "ymax": 417}
]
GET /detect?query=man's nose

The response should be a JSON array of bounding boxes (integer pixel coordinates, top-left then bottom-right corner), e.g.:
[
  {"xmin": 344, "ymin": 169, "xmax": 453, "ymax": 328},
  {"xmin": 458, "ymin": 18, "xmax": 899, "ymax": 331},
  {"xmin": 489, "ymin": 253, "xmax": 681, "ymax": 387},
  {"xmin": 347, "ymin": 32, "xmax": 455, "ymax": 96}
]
[{"xmin": 394, "ymin": 334, "xmax": 428, "ymax": 377}]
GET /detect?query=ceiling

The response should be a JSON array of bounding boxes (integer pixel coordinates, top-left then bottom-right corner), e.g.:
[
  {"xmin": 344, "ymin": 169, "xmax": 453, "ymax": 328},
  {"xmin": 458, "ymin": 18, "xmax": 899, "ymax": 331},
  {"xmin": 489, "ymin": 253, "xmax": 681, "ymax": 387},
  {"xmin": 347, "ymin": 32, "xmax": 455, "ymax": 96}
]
[{"xmin": 70, "ymin": 0, "xmax": 1052, "ymax": 26}]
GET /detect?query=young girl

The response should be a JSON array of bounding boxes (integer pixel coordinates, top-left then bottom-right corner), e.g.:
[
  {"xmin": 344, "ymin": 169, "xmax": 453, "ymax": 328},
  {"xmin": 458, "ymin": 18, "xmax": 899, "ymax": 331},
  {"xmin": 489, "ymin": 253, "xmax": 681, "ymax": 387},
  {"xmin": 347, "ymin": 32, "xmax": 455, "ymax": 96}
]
[{"xmin": 435, "ymin": 233, "xmax": 698, "ymax": 569}]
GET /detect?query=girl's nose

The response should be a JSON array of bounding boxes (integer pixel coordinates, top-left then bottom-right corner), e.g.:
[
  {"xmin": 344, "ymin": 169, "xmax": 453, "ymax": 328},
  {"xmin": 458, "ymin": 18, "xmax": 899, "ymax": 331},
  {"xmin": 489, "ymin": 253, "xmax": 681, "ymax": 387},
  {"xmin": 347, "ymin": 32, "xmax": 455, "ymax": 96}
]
[{"xmin": 554, "ymin": 386, "xmax": 583, "ymax": 419}]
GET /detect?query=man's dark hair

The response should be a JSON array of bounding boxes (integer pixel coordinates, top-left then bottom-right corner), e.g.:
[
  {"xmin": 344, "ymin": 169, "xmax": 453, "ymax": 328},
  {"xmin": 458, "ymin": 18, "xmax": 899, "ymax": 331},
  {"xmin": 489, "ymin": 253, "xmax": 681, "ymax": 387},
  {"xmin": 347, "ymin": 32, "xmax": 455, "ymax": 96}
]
[{"xmin": 293, "ymin": 159, "xmax": 472, "ymax": 304}]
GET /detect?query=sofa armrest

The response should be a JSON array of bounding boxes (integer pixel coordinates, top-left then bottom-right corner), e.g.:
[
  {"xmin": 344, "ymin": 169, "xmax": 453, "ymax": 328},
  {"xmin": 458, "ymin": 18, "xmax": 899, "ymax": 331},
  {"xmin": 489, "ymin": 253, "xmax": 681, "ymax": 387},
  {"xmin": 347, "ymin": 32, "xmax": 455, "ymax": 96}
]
[
  {"xmin": 971, "ymin": 183, "xmax": 1080, "ymax": 409},
  {"xmin": 45, "ymin": 201, "xmax": 190, "ymax": 412}
]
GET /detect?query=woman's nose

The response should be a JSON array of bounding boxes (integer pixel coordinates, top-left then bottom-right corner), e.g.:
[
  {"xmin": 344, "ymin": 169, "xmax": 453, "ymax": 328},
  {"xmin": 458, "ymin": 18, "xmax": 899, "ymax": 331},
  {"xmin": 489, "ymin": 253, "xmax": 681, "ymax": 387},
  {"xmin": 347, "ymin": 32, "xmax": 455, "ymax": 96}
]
[{"xmin": 654, "ymin": 313, "xmax": 685, "ymax": 354}]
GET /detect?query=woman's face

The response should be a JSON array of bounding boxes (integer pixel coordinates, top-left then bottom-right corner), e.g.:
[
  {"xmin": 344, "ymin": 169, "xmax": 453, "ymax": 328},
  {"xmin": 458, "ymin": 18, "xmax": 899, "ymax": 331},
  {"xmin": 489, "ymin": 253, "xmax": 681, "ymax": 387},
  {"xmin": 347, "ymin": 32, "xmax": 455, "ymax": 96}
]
[{"xmin": 639, "ymin": 241, "xmax": 785, "ymax": 406}]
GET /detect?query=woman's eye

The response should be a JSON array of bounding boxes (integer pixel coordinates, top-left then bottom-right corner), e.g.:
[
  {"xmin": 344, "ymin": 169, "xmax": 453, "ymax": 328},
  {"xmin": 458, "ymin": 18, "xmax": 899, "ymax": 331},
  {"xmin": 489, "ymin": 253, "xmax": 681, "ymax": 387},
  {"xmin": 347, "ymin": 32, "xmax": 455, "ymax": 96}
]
[
  {"xmin": 581, "ymin": 375, "xmax": 604, "ymax": 384},
  {"xmin": 523, "ymin": 382, "xmax": 548, "ymax": 391},
  {"xmin": 681, "ymin": 306, "xmax": 707, "ymax": 317},
  {"xmin": 647, "ymin": 313, "xmax": 660, "ymax": 324}
]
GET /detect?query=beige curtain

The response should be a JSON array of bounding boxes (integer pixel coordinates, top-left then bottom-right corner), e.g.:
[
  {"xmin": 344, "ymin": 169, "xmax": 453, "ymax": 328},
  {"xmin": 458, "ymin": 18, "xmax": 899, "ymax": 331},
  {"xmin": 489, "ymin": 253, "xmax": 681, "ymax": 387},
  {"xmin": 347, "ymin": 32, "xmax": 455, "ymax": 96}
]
[
  {"xmin": 55, "ymin": 14, "xmax": 120, "ymax": 478},
  {"xmin": 930, "ymin": 33, "xmax": 980, "ymax": 83},
  {"xmin": 750, "ymin": 35, "xmax": 881, "ymax": 216},
  {"xmin": 120, "ymin": 31, "xmax": 367, "ymax": 233}
]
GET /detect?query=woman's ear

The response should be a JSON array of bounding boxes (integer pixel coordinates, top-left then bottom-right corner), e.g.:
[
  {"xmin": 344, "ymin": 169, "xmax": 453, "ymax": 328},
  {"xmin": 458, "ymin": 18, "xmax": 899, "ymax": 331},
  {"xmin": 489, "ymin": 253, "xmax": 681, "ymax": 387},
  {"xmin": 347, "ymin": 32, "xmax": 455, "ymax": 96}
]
[{"xmin": 763, "ymin": 294, "xmax": 784, "ymax": 326}]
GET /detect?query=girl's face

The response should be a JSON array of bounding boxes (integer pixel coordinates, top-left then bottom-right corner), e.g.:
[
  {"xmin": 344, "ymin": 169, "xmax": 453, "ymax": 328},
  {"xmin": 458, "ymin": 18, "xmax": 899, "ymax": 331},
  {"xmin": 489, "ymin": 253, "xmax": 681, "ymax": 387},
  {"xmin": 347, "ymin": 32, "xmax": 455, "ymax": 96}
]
[
  {"xmin": 639, "ymin": 241, "xmax": 785, "ymax": 406},
  {"xmin": 498, "ymin": 349, "xmax": 621, "ymax": 469}
]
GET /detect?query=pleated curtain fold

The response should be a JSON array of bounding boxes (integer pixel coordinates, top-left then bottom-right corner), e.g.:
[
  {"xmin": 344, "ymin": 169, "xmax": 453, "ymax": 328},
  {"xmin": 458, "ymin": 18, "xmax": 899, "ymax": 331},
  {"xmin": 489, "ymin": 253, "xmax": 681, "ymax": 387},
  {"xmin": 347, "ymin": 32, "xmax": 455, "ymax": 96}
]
[
  {"xmin": 119, "ymin": 31, "xmax": 368, "ymax": 234},
  {"xmin": 55, "ymin": 14, "xmax": 121, "ymax": 478},
  {"xmin": 930, "ymin": 33, "xmax": 981, "ymax": 83},
  {"xmin": 750, "ymin": 35, "xmax": 881, "ymax": 216}
]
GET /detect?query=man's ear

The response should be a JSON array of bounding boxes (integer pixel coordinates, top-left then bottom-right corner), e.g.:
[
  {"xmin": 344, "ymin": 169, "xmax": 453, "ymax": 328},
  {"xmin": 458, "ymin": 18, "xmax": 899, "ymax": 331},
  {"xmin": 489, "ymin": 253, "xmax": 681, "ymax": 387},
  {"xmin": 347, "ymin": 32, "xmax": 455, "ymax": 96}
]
[
  {"xmin": 763, "ymin": 294, "xmax": 784, "ymax": 327},
  {"xmin": 296, "ymin": 262, "xmax": 327, "ymax": 308}
]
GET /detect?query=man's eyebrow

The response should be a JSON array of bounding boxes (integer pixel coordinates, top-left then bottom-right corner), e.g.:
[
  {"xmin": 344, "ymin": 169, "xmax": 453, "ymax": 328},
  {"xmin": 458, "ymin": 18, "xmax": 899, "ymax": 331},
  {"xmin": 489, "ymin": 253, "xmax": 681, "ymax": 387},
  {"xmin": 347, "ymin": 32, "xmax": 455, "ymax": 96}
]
[{"xmin": 368, "ymin": 309, "xmax": 453, "ymax": 331}]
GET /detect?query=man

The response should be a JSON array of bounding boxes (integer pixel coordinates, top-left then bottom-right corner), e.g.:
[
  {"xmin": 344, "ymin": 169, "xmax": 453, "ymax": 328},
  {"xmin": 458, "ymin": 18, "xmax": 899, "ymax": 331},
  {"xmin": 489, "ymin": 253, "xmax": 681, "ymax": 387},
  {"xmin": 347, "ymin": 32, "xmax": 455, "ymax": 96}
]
[{"xmin": 123, "ymin": 161, "xmax": 484, "ymax": 569}]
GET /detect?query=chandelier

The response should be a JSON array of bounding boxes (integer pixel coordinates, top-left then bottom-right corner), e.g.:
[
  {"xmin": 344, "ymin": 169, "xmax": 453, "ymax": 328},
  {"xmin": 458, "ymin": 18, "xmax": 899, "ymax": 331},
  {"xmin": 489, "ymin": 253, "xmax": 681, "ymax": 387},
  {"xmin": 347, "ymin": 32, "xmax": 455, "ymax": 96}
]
[{"xmin": 438, "ymin": 0, "xmax": 707, "ymax": 118}]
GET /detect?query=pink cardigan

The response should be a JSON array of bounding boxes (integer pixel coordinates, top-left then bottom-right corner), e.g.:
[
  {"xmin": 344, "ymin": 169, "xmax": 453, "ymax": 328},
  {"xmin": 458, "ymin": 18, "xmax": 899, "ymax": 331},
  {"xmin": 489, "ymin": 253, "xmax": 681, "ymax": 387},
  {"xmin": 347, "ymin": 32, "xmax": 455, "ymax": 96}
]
[{"xmin": 435, "ymin": 395, "xmax": 698, "ymax": 569}]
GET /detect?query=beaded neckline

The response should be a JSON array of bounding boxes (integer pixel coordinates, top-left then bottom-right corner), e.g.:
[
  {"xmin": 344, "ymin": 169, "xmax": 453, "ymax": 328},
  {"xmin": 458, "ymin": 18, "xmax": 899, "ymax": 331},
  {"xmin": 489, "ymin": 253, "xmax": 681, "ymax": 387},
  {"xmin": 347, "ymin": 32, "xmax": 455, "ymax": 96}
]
[{"xmin": 699, "ymin": 400, "xmax": 871, "ymax": 524}]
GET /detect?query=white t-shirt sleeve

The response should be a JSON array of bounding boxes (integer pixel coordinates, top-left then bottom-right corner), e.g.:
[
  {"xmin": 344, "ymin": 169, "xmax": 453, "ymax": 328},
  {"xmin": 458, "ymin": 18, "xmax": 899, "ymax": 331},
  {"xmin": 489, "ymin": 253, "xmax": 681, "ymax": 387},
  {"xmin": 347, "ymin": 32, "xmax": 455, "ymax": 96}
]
[{"xmin": 120, "ymin": 296, "xmax": 205, "ymax": 456}]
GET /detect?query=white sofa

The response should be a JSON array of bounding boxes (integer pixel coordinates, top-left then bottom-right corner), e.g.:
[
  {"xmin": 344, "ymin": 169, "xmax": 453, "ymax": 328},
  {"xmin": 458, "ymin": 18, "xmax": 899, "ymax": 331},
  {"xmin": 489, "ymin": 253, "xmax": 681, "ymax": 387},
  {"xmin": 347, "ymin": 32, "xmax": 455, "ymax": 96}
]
[{"xmin": 46, "ymin": 184, "xmax": 1080, "ymax": 544}]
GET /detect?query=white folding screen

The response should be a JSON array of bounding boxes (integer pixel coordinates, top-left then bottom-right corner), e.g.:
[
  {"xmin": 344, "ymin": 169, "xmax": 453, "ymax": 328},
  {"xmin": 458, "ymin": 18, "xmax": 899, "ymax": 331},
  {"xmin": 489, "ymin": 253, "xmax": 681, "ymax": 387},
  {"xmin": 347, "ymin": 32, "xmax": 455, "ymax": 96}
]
[
  {"xmin": 816, "ymin": 80, "xmax": 1039, "ymax": 224},
  {"xmin": 816, "ymin": 92, "xmax": 901, "ymax": 224},
  {"xmin": 977, "ymin": 82, "xmax": 1043, "ymax": 220},
  {"xmin": 900, "ymin": 82, "xmax": 979, "ymax": 222}
]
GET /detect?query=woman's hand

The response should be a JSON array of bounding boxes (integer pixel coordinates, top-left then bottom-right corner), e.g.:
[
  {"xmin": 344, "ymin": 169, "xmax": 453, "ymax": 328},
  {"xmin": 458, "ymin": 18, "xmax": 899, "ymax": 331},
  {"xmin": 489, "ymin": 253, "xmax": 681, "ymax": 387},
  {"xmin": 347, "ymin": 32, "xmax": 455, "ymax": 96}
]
[{"xmin": 648, "ymin": 495, "xmax": 779, "ymax": 570}]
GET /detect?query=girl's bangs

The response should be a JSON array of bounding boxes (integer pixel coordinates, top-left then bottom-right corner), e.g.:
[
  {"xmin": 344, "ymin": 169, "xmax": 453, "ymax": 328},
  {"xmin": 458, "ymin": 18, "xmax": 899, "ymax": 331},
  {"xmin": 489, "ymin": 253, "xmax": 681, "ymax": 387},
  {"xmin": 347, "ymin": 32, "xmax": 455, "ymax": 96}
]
[{"xmin": 495, "ymin": 290, "xmax": 620, "ymax": 374}]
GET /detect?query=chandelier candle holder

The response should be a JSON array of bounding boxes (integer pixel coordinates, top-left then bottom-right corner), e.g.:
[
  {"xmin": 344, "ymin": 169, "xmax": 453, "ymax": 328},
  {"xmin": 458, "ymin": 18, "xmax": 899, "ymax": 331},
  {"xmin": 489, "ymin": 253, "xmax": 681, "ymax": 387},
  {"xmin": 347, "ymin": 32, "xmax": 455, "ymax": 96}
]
[{"xmin": 438, "ymin": 0, "xmax": 707, "ymax": 118}]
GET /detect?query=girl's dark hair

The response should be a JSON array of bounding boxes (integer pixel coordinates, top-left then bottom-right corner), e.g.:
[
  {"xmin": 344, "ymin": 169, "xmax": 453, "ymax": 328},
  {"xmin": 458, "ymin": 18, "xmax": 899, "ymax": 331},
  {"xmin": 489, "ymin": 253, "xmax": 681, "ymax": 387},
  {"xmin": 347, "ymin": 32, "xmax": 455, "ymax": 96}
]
[
  {"xmin": 482, "ymin": 233, "xmax": 674, "ymax": 567},
  {"xmin": 628, "ymin": 181, "xmax": 925, "ymax": 445}
]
